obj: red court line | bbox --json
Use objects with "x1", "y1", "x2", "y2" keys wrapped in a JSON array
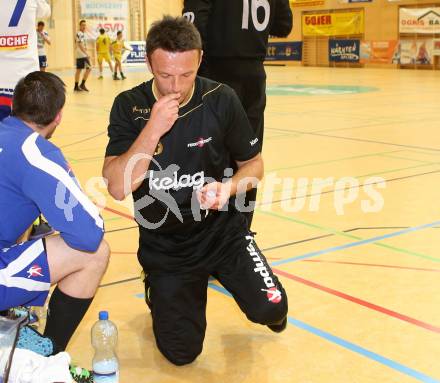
[
  {"x1": 101, "y1": 205, "x2": 440, "y2": 332},
  {"x1": 303, "y1": 259, "x2": 440, "y2": 273},
  {"x1": 100, "y1": 205, "x2": 135, "y2": 221},
  {"x1": 272, "y1": 267, "x2": 440, "y2": 334}
]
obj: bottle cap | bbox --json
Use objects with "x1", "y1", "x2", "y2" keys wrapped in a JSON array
[{"x1": 99, "y1": 311, "x2": 109, "y2": 320}]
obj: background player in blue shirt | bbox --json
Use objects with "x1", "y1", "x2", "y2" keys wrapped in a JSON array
[{"x1": 0, "y1": 71, "x2": 110, "y2": 352}]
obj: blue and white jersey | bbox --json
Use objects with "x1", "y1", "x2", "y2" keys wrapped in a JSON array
[{"x1": 0, "y1": 117, "x2": 104, "y2": 252}]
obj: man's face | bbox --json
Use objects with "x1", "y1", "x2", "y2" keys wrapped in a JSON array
[
  {"x1": 37, "y1": 24, "x2": 44, "y2": 32},
  {"x1": 148, "y1": 48, "x2": 200, "y2": 104},
  {"x1": 80, "y1": 22, "x2": 86, "y2": 32}
]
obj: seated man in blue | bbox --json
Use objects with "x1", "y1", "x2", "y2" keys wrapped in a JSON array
[{"x1": 0, "y1": 71, "x2": 110, "y2": 352}]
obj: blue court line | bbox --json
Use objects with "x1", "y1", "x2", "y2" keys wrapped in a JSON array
[
  {"x1": 208, "y1": 283, "x2": 233, "y2": 297},
  {"x1": 208, "y1": 283, "x2": 440, "y2": 383},
  {"x1": 270, "y1": 220, "x2": 440, "y2": 267}
]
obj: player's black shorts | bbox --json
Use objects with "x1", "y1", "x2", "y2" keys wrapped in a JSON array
[
  {"x1": 139, "y1": 210, "x2": 288, "y2": 365},
  {"x1": 76, "y1": 57, "x2": 91, "y2": 70}
]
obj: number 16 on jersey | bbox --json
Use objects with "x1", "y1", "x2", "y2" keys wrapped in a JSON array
[{"x1": 242, "y1": 0, "x2": 270, "y2": 31}]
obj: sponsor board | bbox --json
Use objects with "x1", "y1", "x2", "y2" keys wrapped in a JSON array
[
  {"x1": 399, "y1": 8, "x2": 440, "y2": 34},
  {"x1": 302, "y1": 11, "x2": 364, "y2": 36},
  {"x1": 266, "y1": 41, "x2": 302, "y2": 61}
]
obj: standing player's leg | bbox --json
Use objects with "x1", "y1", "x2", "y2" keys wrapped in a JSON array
[
  {"x1": 213, "y1": 232, "x2": 288, "y2": 332},
  {"x1": 242, "y1": 65, "x2": 266, "y2": 150},
  {"x1": 79, "y1": 59, "x2": 92, "y2": 92},
  {"x1": 145, "y1": 271, "x2": 209, "y2": 365},
  {"x1": 97, "y1": 55, "x2": 104, "y2": 78},
  {"x1": 113, "y1": 56, "x2": 120, "y2": 80},
  {"x1": 118, "y1": 58, "x2": 126, "y2": 79},
  {"x1": 113, "y1": 58, "x2": 118, "y2": 80},
  {"x1": 74, "y1": 59, "x2": 83, "y2": 91},
  {"x1": 205, "y1": 59, "x2": 265, "y2": 228},
  {"x1": 239, "y1": 66, "x2": 266, "y2": 227},
  {"x1": 115, "y1": 57, "x2": 125, "y2": 79},
  {"x1": 106, "y1": 56, "x2": 114, "y2": 75}
]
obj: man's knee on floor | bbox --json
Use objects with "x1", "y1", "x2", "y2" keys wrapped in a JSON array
[
  {"x1": 246, "y1": 297, "x2": 288, "y2": 325},
  {"x1": 158, "y1": 339, "x2": 203, "y2": 366}
]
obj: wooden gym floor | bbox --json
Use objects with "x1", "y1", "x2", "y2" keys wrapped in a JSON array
[{"x1": 50, "y1": 65, "x2": 440, "y2": 382}]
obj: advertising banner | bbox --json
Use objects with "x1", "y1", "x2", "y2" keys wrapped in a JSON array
[
  {"x1": 290, "y1": 0, "x2": 324, "y2": 7},
  {"x1": 329, "y1": 39, "x2": 360, "y2": 62},
  {"x1": 123, "y1": 41, "x2": 146, "y2": 65},
  {"x1": 302, "y1": 11, "x2": 364, "y2": 36},
  {"x1": 360, "y1": 40, "x2": 399, "y2": 64},
  {"x1": 266, "y1": 41, "x2": 302, "y2": 61},
  {"x1": 433, "y1": 39, "x2": 440, "y2": 55},
  {"x1": 79, "y1": 0, "x2": 129, "y2": 40},
  {"x1": 399, "y1": 8, "x2": 440, "y2": 34},
  {"x1": 400, "y1": 39, "x2": 434, "y2": 65}
]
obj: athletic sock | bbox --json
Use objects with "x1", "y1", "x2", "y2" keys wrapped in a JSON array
[
  {"x1": 43, "y1": 286, "x2": 93, "y2": 351},
  {"x1": 80, "y1": 80, "x2": 86, "y2": 86}
]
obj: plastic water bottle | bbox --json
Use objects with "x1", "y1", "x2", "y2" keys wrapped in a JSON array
[{"x1": 91, "y1": 311, "x2": 119, "y2": 383}]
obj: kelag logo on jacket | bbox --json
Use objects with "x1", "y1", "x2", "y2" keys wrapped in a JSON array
[{"x1": 329, "y1": 39, "x2": 360, "y2": 62}]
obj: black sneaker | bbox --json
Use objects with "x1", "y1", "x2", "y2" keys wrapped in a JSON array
[
  {"x1": 79, "y1": 84, "x2": 89, "y2": 92},
  {"x1": 121, "y1": 73, "x2": 126, "y2": 80},
  {"x1": 113, "y1": 74, "x2": 120, "y2": 80},
  {"x1": 70, "y1": 365, "x2": 94, "y2": 383},
  {"x1": 267, "y1": 317, "x2": 287, "y2": 333},
  {"x1": 29, "y1": 220, "x2": 54, "y2": 240},
  {"x1": 74, "y1": 86, "x2": 82, "y2": 92}
]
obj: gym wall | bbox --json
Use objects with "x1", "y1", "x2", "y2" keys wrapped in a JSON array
[
  {"x1": 276, "y1": 0, "x2": 440, "y2": 68},
  {"x1": 42, "y1": 0, "x2": 183, "y2": 70}
]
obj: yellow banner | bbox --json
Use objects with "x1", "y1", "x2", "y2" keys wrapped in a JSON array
[
  {"x1": 290, "y1": 0, "x2": 324, "y2": 7},
  {"x1": 302, "y1": 11, "x2": 364, "y2": 36}
]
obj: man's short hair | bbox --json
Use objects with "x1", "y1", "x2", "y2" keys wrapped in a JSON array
[
  {"x1": 117, "y1": 31, "x2": 122, "y2": 36},
  {"x1": 11, "y1": 72, "x2": 66, "y2": 127},
  {"x1": 37, "y1": 21, "x2": 45, "y2": 27},
  {"x1": 146, "y1": 16, "x2": 202, "y2": 59},
  {"x1": 99, "y1": 28, "x2": 105, "y2": 34},
  {"x1": 79, "y1": 19, "x2": 86, "y2": 26}
]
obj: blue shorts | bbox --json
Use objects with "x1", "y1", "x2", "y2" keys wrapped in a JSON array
[
  {"x1": 39, "y1": 55, "x2": 48, "y2": 69},
  {"x1": 0, "y1": 239, "x2": 51, "y2": 311}
]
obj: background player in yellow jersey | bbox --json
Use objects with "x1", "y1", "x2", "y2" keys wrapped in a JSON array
[
  {"x1": 111, "y1": 31, "x2": 131, "y2": 80},
  {"x1": 96, "y1": 28, "x2": 114, "y2": 79}
]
